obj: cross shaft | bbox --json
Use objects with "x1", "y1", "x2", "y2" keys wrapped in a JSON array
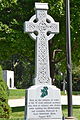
[{"x1": 24, "y1": 3, "x2": 59, "y2": 85}]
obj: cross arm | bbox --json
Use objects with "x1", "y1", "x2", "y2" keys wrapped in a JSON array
[
  {"x1": 48, "y1": 22, "x2": 59, "y2": 34},
  {"x1": 24, "y1": 21, "x2": 36, "y2": 33}
]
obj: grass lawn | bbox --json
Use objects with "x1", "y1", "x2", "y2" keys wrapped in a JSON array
[
  {"x1": 9, "y1": 89, "x2": 25, "y2": 99},
  {"x1": 62, "y1": 106, "x2": 80, "y2": 119},
  {"x1": 9, "y1": 89, "x2": 80, "y2": 99},
  {"x1": 0, "y1": 106, "x2": 80, "y2": 120},
  {"x1": 61, "y1": 91, "x2": 80, "y2": 95},
  {"x1": 7, "y1": 89, "x2": 80, "y2": 120},
  {"x1": 0, "y1": 107, "x2": 24, "y2": 120}
]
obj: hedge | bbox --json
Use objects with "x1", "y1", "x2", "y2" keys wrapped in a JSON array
[{"x1": 0, "y1": 66, "x2": 11, "y2": 118}]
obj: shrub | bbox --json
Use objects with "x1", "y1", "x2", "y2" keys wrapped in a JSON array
[{"x1": 0, "y1": 65, "x2": 11, "y2": 118}]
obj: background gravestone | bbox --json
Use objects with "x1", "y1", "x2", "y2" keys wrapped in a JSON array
[
  {"x1": 24, "y1": 2, "x2": 62, "y2": 120},
  {"x1": 3, "y1": 70, "x2": 15, "y2": 89}
]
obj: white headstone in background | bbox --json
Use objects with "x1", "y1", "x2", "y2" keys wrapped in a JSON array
[
  {"x1": 24, "y1": 2, "x2": 62, "y2": 120},
  {"x1": 3, "y1": 70, "x2": 15, "y2": 89}
]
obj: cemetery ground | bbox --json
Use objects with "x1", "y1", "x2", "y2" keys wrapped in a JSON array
[
  {"x1": 0, "y1": 89, "x2": 79, "y2": 120},
  {"x1": 9, "y1": 89, "x2": 25, "y2": 99},
  {"x1": 0, "y1": 106, "x2": 80, "y2": 120},
  {"x1": 9, "y1": 89, "x2": 80, "y2": 99}
]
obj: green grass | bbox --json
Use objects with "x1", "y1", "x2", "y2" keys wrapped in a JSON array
[
  {"x1": 0, "y1": 106, "x2": 80, "y2": 120},
  {"x1": 72, "y1": 91, "x2": 80, "y2": 95},
  {"x1": 62, "y1": 106, "x2": 80, "y2": 119},
  {"x1": 2, "y1": 89, "x2": 79, "y2": 120},
  {"x1": 9, "y1": 89, "x2": 80, "y2": 99},
  {"x1": 9, "y1": 89, "x2": 25, "y2": 99},
  {"x1": 61, "y1": 91, "x2": 80, "y2": 95},
  {"x1": 11, "y1": 107, "x2": 24, "y2": 119},
  {"x1": 0, "y1": 107, "x2": 24, "y2": 120}
]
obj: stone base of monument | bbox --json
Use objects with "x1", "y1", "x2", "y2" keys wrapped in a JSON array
[
  {"x1": 25, "y1": 85, "x2": 62, "y2": 120},
  {"x1": 9, "y1": 87, "x2": 16, "y2": 89},
  {"x1": 65, "y1": 117, "x2": 77, "y2": 120}
]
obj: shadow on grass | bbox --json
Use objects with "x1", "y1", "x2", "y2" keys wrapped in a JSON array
[
  {"x1": 0, "y1": 106, "x2": 80, "y2": 120},
  {"x1": 12, "y1": 106, "x2": 25, "y2": 112},
  {"x1": 0, "y1": 107, "x2": 25, "y2": 120},
  {"x1": 62, "y1": 105, "x2": 80, "y2": 119}
]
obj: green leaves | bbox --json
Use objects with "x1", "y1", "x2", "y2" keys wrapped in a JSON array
[
  {"x1": 0, "y1": 66, "x2": 11, "y2": 118},
  {"x1": 0, "y1": 0, "x2": 80, "y2": 88}
]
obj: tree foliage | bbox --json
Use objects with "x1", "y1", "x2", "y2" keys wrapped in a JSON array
[
  {"x1": 0, "y1": 65, "x2": 11, "y2": 118},
  {"x1": 0, "y1": 0, "x2": 80, "y2": 88}
]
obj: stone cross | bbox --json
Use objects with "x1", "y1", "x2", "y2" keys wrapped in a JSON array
[
  {"x1": 24, "y1": 3, "x2": 59, "y2": 85},
  {"x1": 62, "y1": 79, "x2": 67, "y2": 91}
]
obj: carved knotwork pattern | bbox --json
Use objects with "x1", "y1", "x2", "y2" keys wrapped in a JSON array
[
  {"x1": 25, "y1": 5, "x2": 59, "y2": 84},
  {"x1": 37, "y1": 33, "x2": 50, "y2": 83},
  {"x1": 27, "y1": 22, "x2": 35, "y2": 32},
  {"x1": 38, "y1": 10, "x2": 46, "y2": 19},
  {"x1": 50, "y1": 24, "x2": 58, "y2": 32},
  {"x1": 38, "y1": 21, "x2": 47, "y2": 31}
]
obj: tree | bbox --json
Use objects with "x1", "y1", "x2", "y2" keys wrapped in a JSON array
[
  {"x1": 0, "y1": 65, "x2": 11, "y2": 118},
  {"x1": 0, "y1": 0, "x2": 36, "y2": 88},
  {"x1": 0, "y1": 0, "x2": 80, "y2": 88},
  {"x1": 40, "y1": 0, "x2": 80, "y2": 83}
]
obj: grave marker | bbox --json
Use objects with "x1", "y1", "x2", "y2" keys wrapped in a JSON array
[
  {"x1": 3, "y1": 70, "x2": 15, "y2": 89},
  {"x1": 24, "y1": 3, "x2": 59, "y2": 85},
  {"x1": 24, "y1": 3, "x2": 62, "y2": 120}
]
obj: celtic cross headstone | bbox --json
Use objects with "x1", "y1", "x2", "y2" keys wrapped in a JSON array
[
  {"x1": 24, "y1": 3, "x2": 62, "y2": 120},
  {"x1": 24, "y1": 3, "x2": 59, "y2": 85}
]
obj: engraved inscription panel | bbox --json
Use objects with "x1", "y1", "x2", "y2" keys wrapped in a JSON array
[
  {"x1": 27, "y1": 98, "x2": 61, "y2": 119},
  {"x1": 27, "y1": 86, "x2": 62, "y2": 120}
]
